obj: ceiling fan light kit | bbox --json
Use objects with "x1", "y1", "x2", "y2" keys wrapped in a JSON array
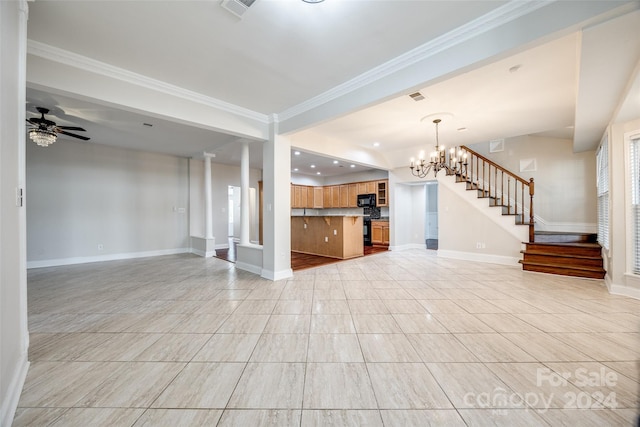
[
  {"x1": 29, "y1": 128, "x2": 57, "y2": 147},
  {"x1": 26, "y1": 106, "x2": 90, "y2": 147}
]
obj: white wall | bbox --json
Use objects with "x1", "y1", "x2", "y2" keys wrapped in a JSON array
[
  {"x1": 189, "y1": 159, "x2": 261, "y2": 246},
  {"x1": 469, "y1": 135, "x2": 597, "y2": 231},
  {"x1": 438, "y1": 181, "x2": 523, "y2": 263},
  {"x1": 1, "y1": 1, "x2": 29, "y2": 425},
  {"x1": 26, "y1": 140, "x2": 190, "y2": 266},
  {"x1": 607, "y1": 117, "x2": 640, "y2": 298}
]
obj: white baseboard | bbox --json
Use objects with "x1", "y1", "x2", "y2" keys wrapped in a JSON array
[
  {"x1": 437, "y1": 249, "x2": 521, "y2": 266},
  {"x1": 1, "y1": 354, "x2": 29, "y2": 427},
  {"x1": 190, "y1": 248, "x2": 217, "y2": 257},
  {"x1": 27, "y1": 248, "x2": 191, "y2": 269},
  {"x1": 236, "y1": 261, "x2": 262, "y2": 276},
  {"x1": 389, "y1": 243, "x2": 428, "y2": 251},
  {"x1": 606, "y1": 274, "x2": 640, "y2": 300},
  {"x1": 262, "y1": 268, "x2": 294, "y2": 281}
]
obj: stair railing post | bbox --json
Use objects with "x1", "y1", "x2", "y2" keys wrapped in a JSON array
[{"x1": 529, "y1": 178, "x2": 535, "y2": 242}]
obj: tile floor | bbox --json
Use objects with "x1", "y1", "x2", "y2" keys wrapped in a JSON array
[{"x1": 13, "y1": 250, "x2": 640, "y2": 426}]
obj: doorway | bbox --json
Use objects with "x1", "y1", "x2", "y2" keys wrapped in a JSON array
[{"x1": 425, "y1": 182, "x2": 438, "y2": 249}]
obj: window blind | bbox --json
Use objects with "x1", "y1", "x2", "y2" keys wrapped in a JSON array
[
  {"x1": 630, "y1": 138, "x2": 640, "y2": 274},
  {"x1": 596, "y1": 139, "x2": 609, "y2": 250}
]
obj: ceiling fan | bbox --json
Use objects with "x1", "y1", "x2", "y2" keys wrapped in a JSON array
[{"x1": 26, "y1": 107, "x2": 90, "y2": 147}]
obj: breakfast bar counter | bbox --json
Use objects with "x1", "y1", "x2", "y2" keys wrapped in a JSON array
[{"x1": 291, "y1": 215, "x2": 364, "y2": 259}]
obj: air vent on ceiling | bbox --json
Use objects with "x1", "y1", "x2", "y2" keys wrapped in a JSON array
[
  {"x1": 221, "y1": 0, "x2": 257, "y2": 18},
  {"x1": 409, "y1": 92, "x2": 425, "y2": 101}
]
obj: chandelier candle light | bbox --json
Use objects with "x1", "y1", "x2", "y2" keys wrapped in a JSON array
[{"x1": 410, "y1": 119, "x2": 467, "y2": 178}]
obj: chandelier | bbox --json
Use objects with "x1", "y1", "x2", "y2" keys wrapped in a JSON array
[
  {"x1": 410, "y1": 119, "x2": 467, "y2": 178},
  {"x1": 29, "y1": 129, "x2": 57, "y2": 147}
]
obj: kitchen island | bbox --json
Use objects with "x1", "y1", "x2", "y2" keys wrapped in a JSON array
[{"x1": 291, "y1": 215, "x2": 364, "y2": 259}]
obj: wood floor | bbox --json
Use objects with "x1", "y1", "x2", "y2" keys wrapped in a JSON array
[{"x1": 215, "y1": 240, "x2": 389, "y2": 271}]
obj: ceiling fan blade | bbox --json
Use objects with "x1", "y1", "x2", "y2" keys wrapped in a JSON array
[
  {"x1": 57, "y1": 130, "x2": 90, "y2": 141},
  {"x1": 56, "y1": 126, "x2": 86, "y2": 131}
]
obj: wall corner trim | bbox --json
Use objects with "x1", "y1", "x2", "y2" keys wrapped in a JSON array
[{"x1": 1, "y1": 355, "x2": 29, "y2": 427}]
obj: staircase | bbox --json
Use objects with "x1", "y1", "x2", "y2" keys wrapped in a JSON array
[
  {"x1": 454, "y1": 146, "x2": 605, "y2": 279},
  {"x1": 519, "y1": 232, "x2": 606, "y2": 279}
]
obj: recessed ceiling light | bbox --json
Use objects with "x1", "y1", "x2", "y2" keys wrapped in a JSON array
[
  {"x1": 310, "y1": 164, "x2": 316, "y2": 168},
  {"x1": 350, "y1": 164, "x2": 356, "y2": 168},
  {"x1": 333, "y1": 160, "x2": 339, "y2": 164},
  {"x1": 316, "y1": 172, "x2": 321, "y2": 175},
  {"x1": 294, "y1": 151, "x2": 300, "y2": 156},
  {"x1": 293, "y1": 168, "x2": 299, "y2": 172},
  {"x1": 373, "y1": 142, "x2": 380, "y2": 147}
]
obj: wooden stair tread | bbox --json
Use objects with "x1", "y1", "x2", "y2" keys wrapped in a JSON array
[
  {"x1": 518, "y1": 259, "x2": 605, "y2": 273},
  {"x1": 523, "y1": 241, "x2": 601, "y2": 248},
  {"x1": 520, "y1": 250, "x2": 602, "y2": 260}
]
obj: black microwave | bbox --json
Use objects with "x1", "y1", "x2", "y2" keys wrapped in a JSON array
[{"x1": 357, "y1": 193, "x2": 376, "y2": 207}]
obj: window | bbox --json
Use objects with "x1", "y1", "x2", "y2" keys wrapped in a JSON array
[
  {"x1": 630, "y1": 137, "x2": 640, "y2": 274},
  {"x1": 596, "y1": 138, "x2": 609, "y2": 250}
]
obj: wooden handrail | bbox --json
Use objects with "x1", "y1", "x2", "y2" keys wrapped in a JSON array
[
  {"x1": 459, "y1": 145, "x2": 535, "y2": 242},
  {"x1": 460, "y1": 145, "x2": 530, "y2": 186}
]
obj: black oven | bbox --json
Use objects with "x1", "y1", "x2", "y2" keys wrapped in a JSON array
[
  {"x1": 357, "y1": 193, "x2": 376, "y2": 207},
  {"x1": 363, "y1": 217, "x2": 372, "y2": 246}
]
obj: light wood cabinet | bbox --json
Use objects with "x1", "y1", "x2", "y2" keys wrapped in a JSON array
[
  {"x1": 371, "y1": 220, "x2": 390, "y2": 246},
  {"x1": 376, "y1": 180, "x2": 388, "y2": 207},
  {"x1": 307, "y1": 186, "x2": 314, "y2": 208},
  {"x1": 348, "y1": 184, "x2": 358, "y2": 207},
  {"x1": 292, "y1": 185, "x2": 302, "y2": 208},
  {"x1": 293, "y1": 179, "x2": 389, "y2": 209},
  {"x1": 331, "y1": 185, "x2": 340, "y2": 207},
  {"x1": 313, "y1": 187, "x2": 323, "y2": 208},
  {"x1": 323, "y1": 186, "x2": 332, "y2": 208},
  {"x1": 339, "y1": 185, "x2": 349, "y2": 207},
  {"x1": 366, "y1": 181, "x2": 376, "y2": 194},
  {"x1": 357, "y1": 182, "x2": 368, "y2": 195},
  {"x1": 300, "y1": 185, "x2": 308, "y2": 208}
]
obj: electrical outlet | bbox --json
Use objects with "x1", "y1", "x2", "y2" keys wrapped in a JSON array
[
  {"x1": 304, "y1": 223, "x2": 307, "y2": 229},
  {"x1": 333, "y1": 229, "x2": 337, "y2": 235},
  {"x1": 324, "y1": 236, "x2": 328, "y2": 242}
]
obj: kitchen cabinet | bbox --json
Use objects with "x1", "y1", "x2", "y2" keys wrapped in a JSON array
[
  {"x1": 371, "y1": 220, "x2": 390, "y2": 245},
  {"x1": 313, "y1": 187, "x2": 323, "y2": 208},
  {"x1": 331, "y1": 185, "x2": 340, "y2": 207},
  {"x1": 366, "y1": 181, "x2": 376, "y2": 194},
  {"x1": 376, "y1": 180, "x2": 388, "y2": 207},
  {"x1": 293, "y1": 179, "x2": 389, "y2": 209},
  {"x1": 357, "y1": 182, "x2": 368, "y2": 195},
  {"x1": 323, "y1": 186, "x2": 332, "y2": 208},
  {"x1": 340, "y1": 185, "x2": 349, "y2": 207},
  {"x1": 348, "y1": 184, "x2": 358, "y2": 207}
]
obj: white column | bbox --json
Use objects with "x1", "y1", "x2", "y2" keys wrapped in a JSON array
[
  {"x1": 261, "y1": 118, "x2": 293, "y2": 280},
  {"x1": 1, "y1": 1, "x2": 31, "y2": 426},
  {"x1": 203, "y1": 153, "x2": 214, "y2": 240},
  {"x1": 240, "y1": 141, "x2": 250, "y2": 245}
]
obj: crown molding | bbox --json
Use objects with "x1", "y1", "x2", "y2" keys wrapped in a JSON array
[
  {"x1": 27, "y1": 40, "x2": 269, "y2": 124},
  {"x1": 277, "y1": 0, "x2": 552, "y2": 122}
]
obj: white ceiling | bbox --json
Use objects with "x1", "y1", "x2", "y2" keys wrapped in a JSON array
[{"x1": 24, "y1": 0, "x2": 640, "y2": 177}]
